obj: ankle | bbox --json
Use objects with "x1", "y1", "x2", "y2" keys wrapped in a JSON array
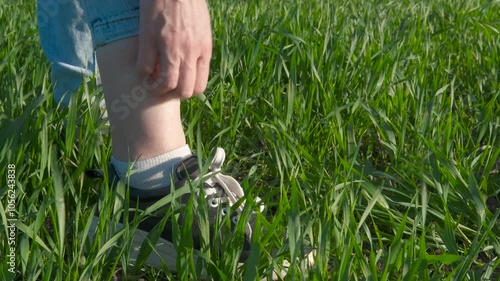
[{"x1": 111, "y1": 144, "x2": 191, "y2": 189}]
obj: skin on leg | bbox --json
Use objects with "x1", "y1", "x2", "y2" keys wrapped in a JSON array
[{"x1": 96, "y1": 36, "x2": 186, "y2": 161}]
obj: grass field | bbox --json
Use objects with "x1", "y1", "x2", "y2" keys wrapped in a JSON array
[{"x1": 1, "y1": 0, "x2": 500, "y2": 280}]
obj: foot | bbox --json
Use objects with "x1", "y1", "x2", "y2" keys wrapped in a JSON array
[{"x1": 87, "y1": 148, "x2": 263, "y2": 271}]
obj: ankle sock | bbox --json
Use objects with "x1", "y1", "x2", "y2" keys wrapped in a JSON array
[{"x1": 110, "y1": 144, "x2": 191, "y2": 190}]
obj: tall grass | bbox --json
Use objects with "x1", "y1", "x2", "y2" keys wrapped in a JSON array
[{"x1": 1, "y1": 0, "x2": 499, "y2": 280}]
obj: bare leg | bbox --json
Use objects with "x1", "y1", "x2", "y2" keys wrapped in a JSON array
[{"x1": 96, "y1": 36, "x2": 186, "y2": 161}]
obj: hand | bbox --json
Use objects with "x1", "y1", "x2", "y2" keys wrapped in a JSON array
[{"x1": 137, "y1": 0, "x2": 212, "y2": 99}]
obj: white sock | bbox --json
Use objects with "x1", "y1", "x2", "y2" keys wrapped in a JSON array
[{"x1": 111, "y1": 145, "x2": 191, "y2": 190}]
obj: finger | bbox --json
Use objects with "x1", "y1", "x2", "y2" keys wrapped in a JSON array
[
  {"x1": 159, "y1": 51, "x2": 179, "y2": 92},
  {"x1": 136, "y1": 37, "x2": 157, "y2": 76},
  {"x1": 194, "y1": 53, "x2": 211, "y2": 94},
  {"x1": 176, "y1": 57, "x2": 197, "y2": 100}
]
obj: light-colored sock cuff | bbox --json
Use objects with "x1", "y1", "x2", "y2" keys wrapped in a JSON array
[
  {"x1": 111, "y1": 144, "x2": 191, "y2": 189},
  {"x1": 132, "y1": 144, "x2": 191, "y2": 169}
]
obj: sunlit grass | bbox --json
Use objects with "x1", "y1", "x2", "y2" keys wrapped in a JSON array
[{"x1": 1, "y1": 0, "x2": 499, "y2": 280}]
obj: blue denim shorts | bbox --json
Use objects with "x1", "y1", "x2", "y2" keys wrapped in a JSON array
[{"x1": 37, "y1": 0, "x2": 140, "y2": 106}]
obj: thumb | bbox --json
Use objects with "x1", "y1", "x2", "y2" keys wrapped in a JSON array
[{"x1": 136, "y1": 37, "x2": 157, "y2": 76}]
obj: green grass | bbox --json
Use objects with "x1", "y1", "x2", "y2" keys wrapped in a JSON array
[{"x1": 1, "y1": 0, "x2": 500, "y2": 280}]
